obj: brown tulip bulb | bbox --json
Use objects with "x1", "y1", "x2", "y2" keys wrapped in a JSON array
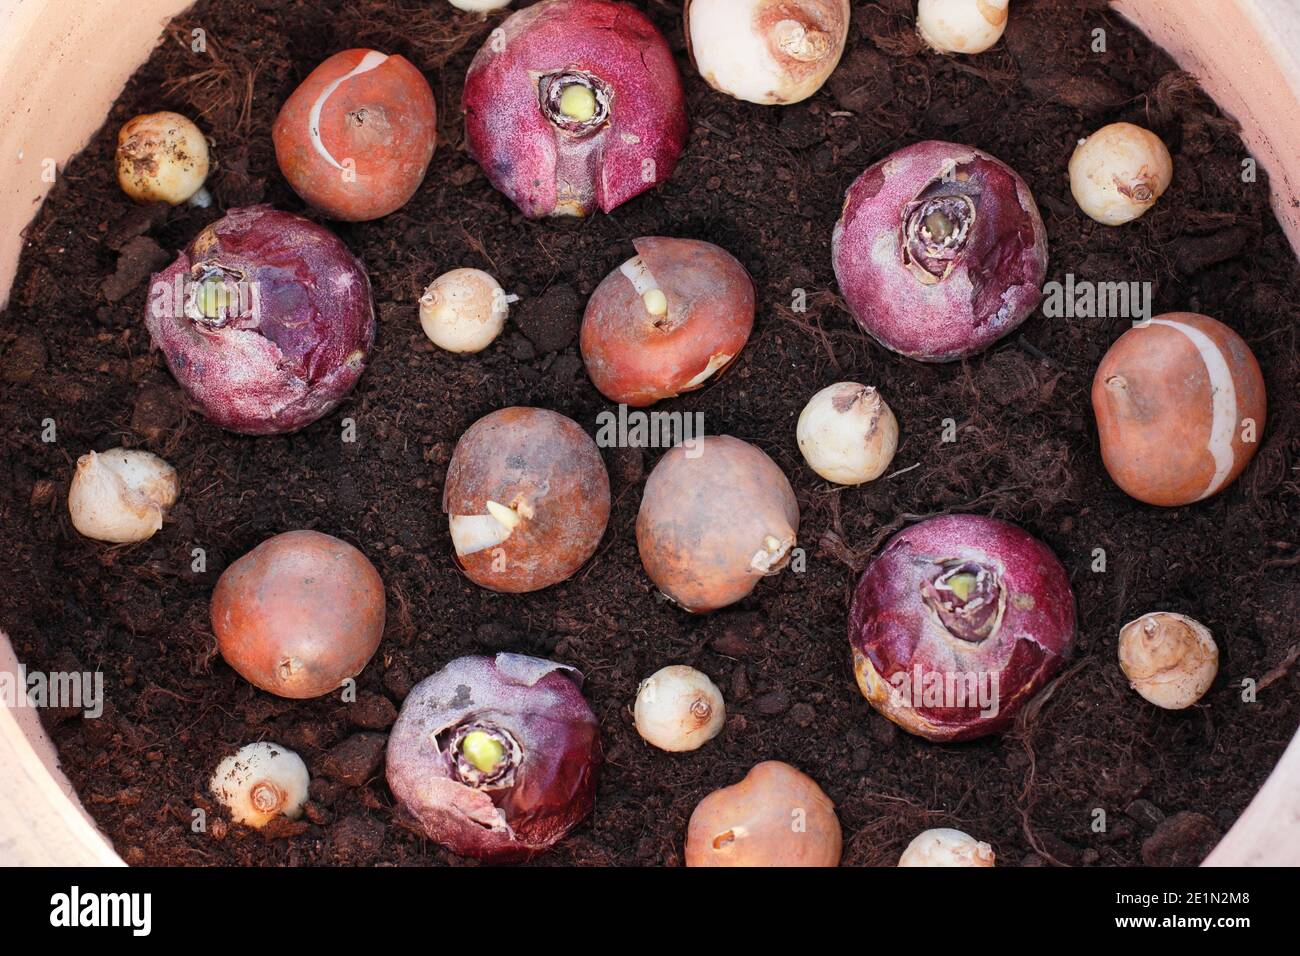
[
  {"x1": 637, "y1": 435, "x2": 799, "y2": 613},
  {"x1": 1093, "y1": 313, "x2": 1266, "y2": 506},
  {"x1": 212, "y1": 530, "x2": 386, "y2": 698},
  {"x1": 444, "y1": 407, "x2": 611, "y2": 592},
  {"x1": 686, "y1": 761, "x2": 841, "y2": 867}
]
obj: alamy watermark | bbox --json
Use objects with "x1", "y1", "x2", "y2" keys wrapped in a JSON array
[
  {"x1": 887, "y1": 666, "x2": 1000, "y2": 720},
  {"x1": 595, "y1": 404, "x2": 705, "y2": 458},
  {"x1": 1042, "y1": 273, "x2": 1152, "y2": 322},
  {"x1": 1, "y1": 666, "x2": 103, "y2": 718}
]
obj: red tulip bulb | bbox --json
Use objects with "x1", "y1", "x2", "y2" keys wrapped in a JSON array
[
  {"x1": 273, "y1": 49, "x2": 437, "y2": 221},
  {"x1": 581, "y1": 237, "x2": 755, "y2": 406}
]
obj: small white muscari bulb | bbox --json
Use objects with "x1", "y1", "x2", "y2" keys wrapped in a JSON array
[
  {"x1": 116, "y1": 111, "x2": 211, "y2": 205},
  {"x1": 210, "y1": 742, "x2": 310, "y2": 828},
  {"x1": 449, "y1": 0, "x2": 512, "y2": 11},
  {"x1": 634, "y1": 665, "x2": 725, "y2": 752},
  {"x1": 898, "y1": 828, "x2": 995, "y2": 867},
  {"x1": 68, "y1": 448, "x2": 179, "y2": 544},
  {"x1": 1119, "y1": 612, "x2": 1218, "y2": 709},
  {"x1": 796, "y1": 382, "x2": 899, "y2": 485},
  {"x1": 419, "y1": 268, "x2": 516, "y2": 353},
  {"x1": 685, "y1": 0, "x2": 850, "y2": 105},
  {"x1": 917, "y1": 0, "x2": 1010, "y2": 55},
  {"x1": 1069, "y1": 122, "x2": 1173, "y2": 225}
]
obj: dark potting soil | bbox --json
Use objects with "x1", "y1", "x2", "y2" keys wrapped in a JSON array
[{"x1": 1, "y1": 0, "x2": 1298, "y2": 867}]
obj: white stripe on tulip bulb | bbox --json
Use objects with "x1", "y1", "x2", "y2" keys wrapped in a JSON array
[
  {"x1": 419, "y1": 268, "x2": 517, "y2": 353},
  {"x1": 797, "y1": 383, "x2": 898, "y2": 485},
  {"x1": 634, "y1": 665, "x2": 725, "y2": 752},
  {"x1": 917, "y1": 0, "x2": 1010, "y2": 55},
  {"x1": 898, "y1": 828, "x2": 995, "y2": 867},
  {"x1": 449, "y1": 0, "x2": 512, "y2": 11},
  {"x1": 1119, "y1": 612, "x2": 1218, "y2": 710},
  {"x1": 1069, "y1": 123, "x2": 1173, "y2": 225},
  {"x1": 685, "y1": 0, "x2": 850, "y2": 105},
  {"x1": 68, "y1": 448, "x2": 179, "y2": 544},
  {"x1": 116, "y1": 111, "x2": 211, "y2": 206},
  {"x1": 210, "y1": 742, "x2": 309, "y2": 828}
]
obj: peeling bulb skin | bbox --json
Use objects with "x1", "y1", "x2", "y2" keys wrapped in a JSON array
[
  {"x1": 463, "y1": 0, "x2": 688, "y2": 218},
  {"x1": 1092, "y1": 312, "x2": 1266, "y2": 507},
  {"x1": 684, "y1": 0, "x2": 850, "y2": 105},
  {"x1": 898, "y1": 828, "x2": 995, "y2": 867},
  {"x1": 116, "y1": 111, "x2": 210, "y2": 205},
  {"x1": 685, "y1": 762, "x2": 841, "y2": 866},
  {"x1": 386, "y1": 654, "x2": 601, "y2": 862},
  {"x1": 917, "y1": 0, "x2": 1010, "y2": 56},
  {"x1": 443, "y1": 407, "x2": 611, "y2": 593},
  {"x1": 796, "y1": 382, "x2": 898, "y2": 484},
  {"x1": 212, "y1": 530, "x2": 386, "y2": 699},
  {"x1": 832, "y1": 140, "x2": 1048, "y2": 362},
  {"x1": 419, "y1": 268, "x2": 513, "y2": 353},
  {"x1": 144, "y1": 206, "x2": 376, "y2": 435},
  {"x1": 634, "y1": 665, "x2": 725, "y2": 752},
  {"x1": 581, "y1": 238, "x2": 755, "y2": 406},
  {"x1": 68, "y1": 449, "x2": 179, "y2": 544},
  {"x1": 210, "y1": 742, "x2": 309, "y2": 829},
  {"x1": 273, "y1": 49, "x2": 437, "y2": 222},
  {"x1": 1119, "y1": 612, "x2": 1218, "y2": 710},
  {"x1": 848, "y1": 514, "x2": 1076, "y2": 741},
  {"x1": 1069, "y1": 123, "x2": 1173, "y2": 226},
  {"x1": 637, "y1": 436, "x2": 799, "y2": 613}
]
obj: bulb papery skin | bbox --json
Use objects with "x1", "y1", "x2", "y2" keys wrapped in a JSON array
[
  {"x1": 212, "y1": 530, "x2": 386, "y2": 699},
  {"x1": 444, "y1": 407, "x2": 611, "y2": 593},
  {"x1": 116, "y1": 111, "x2": 210, "y2": 205},
  {"x1": 1119, "y1": 612, "x2": 1218, "y2": 710},
  {"x1": 796, "y1": 382, "x2": 898, "y2": 484},
  {"x1": 1069, "y1": 123, "x2": 1173, "y2": 226},
  {"x1": 450, "y1": 0, "x2": 512, "y2": 10},
  {"x1": 848, "y1": 514, "x2": 1076, "y2": 742},
  {"x1": 581, "y1": 237, "x2": 755, "y2": 406},
  {"x1": 917, "y1": 0, "x2": 1010, "y2": 55},
  {"x1": 684, "y1": 0, "x2": 850, "y2": 105},
  {"x1": 686, "y1": 761, "x2": 842, "y2": 866},
  {"x1": 634, "y1": 665, "x2": 725, "y2": 752},
  {"x1": 144, "y1": 206, "x2": 375, "y2": 435},
  {"x1": 210, "y1": 742, "x2": 310, "y2": 828},
  {"x1": 386, "y1": 654, "x2": 601, "y2": 862},
  {"x1": 68, "y1": 449, "x2": 179, "y2": 544},
  {"x1": 1092, "y1": 312, "x2": 1266, "y2": 507},
  {"x1": 637, "y1": 436, "x2": 799, "y2": 614},
  {"x1": 419, "y1": 268, "x2": 512, "y2": 353},
  {"x1": 898, "y1": 827, "x2": 995, "y2": 867},
  {"x1": 832, "y1": 140, "x2": 1048, "y2": 362},
  {"x1": 273, "y1": 49, "x2": 437, "y2": 222},
  {"x1": 463, "y1": 0, "x2": 687, "y2": 218}
]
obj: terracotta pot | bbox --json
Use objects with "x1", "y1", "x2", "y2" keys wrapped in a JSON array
[{"x1": 1, "y1": 0, "x2": 1298, "y2": 866}]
